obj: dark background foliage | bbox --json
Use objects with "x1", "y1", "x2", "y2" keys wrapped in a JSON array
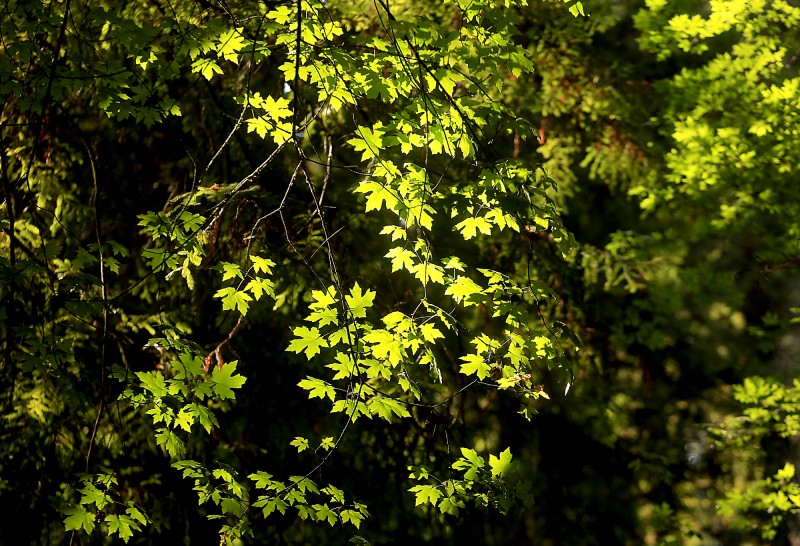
[{"x1": 2, "y1": 0, "x2": 800, "y2": 544}]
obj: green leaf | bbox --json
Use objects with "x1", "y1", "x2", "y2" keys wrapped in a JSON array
[
  {"x1": 146, "y1": 403, "x2": 174, "y2": 426},
  {"x1": 489, "y1": 447, "x2": 513, "y2": 477},
  {"x1": 323, "y1": 484, "x2": 345, "y2": 504},
  {"x1": 363, "y1": 358, "x2": 391, "y2": 380},
  {"x1": 455, "y1": 216, "x2": 493, "y2": 239},
  {"x1": 331, "y1": 399, "x2": 370, "y2": 420},
  {"x1": 458, "y1": 133, "x2": 473, "y2": 158},
  {"x1": 246, "y1": 277, "x2": 274, "y2": 300},
  {"x1": 125, "y1": 504, "x2": 147, "y2": 526},
  {"x1": 246, "y1": 117, "x2": 272, "y2": 139},
  {"x1": 438, "y1": 495, "x2": 460, "y2": 515},
  {"x1": 562, "y1": 0, "x2": 586, "y2": 16},
  {"x1": 175, "y1": 406, "x2": 195, "y2": 432},
  {"x1": 221, "y1": 497, "x2": 244, "y2": 516},
  {"x1": 307, "y1": 286, "x2": 339, "y2": 326},
  {"x1": 380, "y1": 225, "x2": 406, "y2": 241},
  {"x1": 287, "y1": 326, "x2": 328, "y2": 358},
  {"x1": 249, "y1": 471, "x2": 274, "y2": 489},
  {"x1": 289, "y1": 475, "x2": 320, "y2": 494},
  {"x1": 356, "y1": 181, "x2": 399, "y2": 212},
  {"x1": 453, "y1": 448, "x2": 484, "y2": 480},
  {"x1": 79, "y1": 482, "x2": 110, "y2": 509},
  {"x1": 254, "y1": 497, "x2": 288, "y2": 517},
  {"x1": 173, "y1": 352, "x2": 204, "y2": 379},
  {"x1": 313, "y1": 503, "x2": 338, "y2": 525},
  {"x1": 340, "y1": 509, "x2": 364, "y2": 528},
  {"x1": 419, "y1": 323, "x2": 444, "y2": 343},
  {"x1": 345, "y1": 282, "x2": 375, "y2": 319},
  {"x1": 136, "y1": 371, "x2": 168, "y2": 398},
  {"x1": 211, "y1": 361, "x2": 247, "y2": 399},
  {"x1": 63, "y1": 506, "x2": 95, "y2": 534},
  {"x1": 326, "y1": 352, "x2": 356, "y2": 380},
  {"x1": 460, "y1": 448, "x2": 484, "y2": 467},
  {"x1": 368, "y1": 395, "x2": 410, "y2": 422},
  {"x1": 214, "y1": 287, "x2": 253, "y2": 315},
  {"x1": 363, "y1": 329, "x2": 405, "y2": 366},
  {"x1": 220, "y1": 262, "x2": 243, "y2": 281},
  {"x1": 445, "y1": 276, "x2": 485, "y2": 305},
  {"x1": 409, "y1": 484, "x2": 443, "y2": 506},
  {"x1": 460, "y1": 354, "x2": 491, "y2": 380},
  {"x1": 250, "y1": 255, "x2": 275, "y2": 274},
  {"x1": 290, "y1": 436, "x2": 310, "y2": 452},
  {"x1": 186, "y1": 404, "x2": 218, "y2": 433},
  {"x1": 106, "y1": 514, "x2": 140, "y2": 543},
  {"x1": 385, "y1": 247, "x2": 416, "y2": 272},
  {"x1": 298, "y1": 376, "x2": 336, "y2": 402},
  {"x1": 348, "y1": 123, "x2": 385, "y2": 161},
  {"x1": 308, "y1": 307, "x2": 339, "y2": 328},
  {"x1": 217, "y1": 27, "x2": 246, "y2": 63},
  {"x1": 156, "y1": 429, "x2": 185, "y2": 459},
  {"x1": 309, "y1": 286, "x2": 337, "y2": 309},
  {"x1": 410, "y1": 262, "x2": 446, "y2": 285},
  {"x1": 192, "y1": 58, "x2": 223, "y2": 80},
  {"x1": 777, "y1": 463, "x2": 796, "y2": 481},
  {"x1": 212, "y1": 466, "x2": 232, "y2": 483}
]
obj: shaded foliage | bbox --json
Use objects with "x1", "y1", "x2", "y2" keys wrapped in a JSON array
[{"x1": 2, "y1": 0, "x2": 800, "y2": 545}]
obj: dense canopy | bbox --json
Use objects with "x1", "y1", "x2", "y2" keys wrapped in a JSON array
[{"x1": 2, "y1": 0, "x2": 800, "y2": 544}]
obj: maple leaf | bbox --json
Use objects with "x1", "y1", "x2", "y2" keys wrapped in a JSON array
[
  {"x1": 380, "y1": 225, "x2": 406, "y2": 241},
  {"x1": 443, "y1": 255, "x2": 466, "y2": 271},
  {"x1": 175, "y1": 407, "x2": 195, "y2": 432},
  {"x1": 307, "y1": 306, "x2": 338, "y2": 327},
  {"x1": 385, "y1": 247, "x2": 416, "y2": 272},
  {"x1": 314, "y1": 503, "x2": 338, "y2": 525},
  {"x1": 460, "y1": 353, "x2": 491, "y2": 380},
  {"x1": 63, "y1": 506, "x2": 95, "y2": 534},
  {"x1": 326, "y1": 352, "x2": 356, "y2": 380},
  {"x1": 106, "y1": 514, "x2": 140, "y2": 543},
  {"x1": 363, "y1": 328, "x2": 405, "y2": 365},
  {"x1": 290, "y1": 436, "x2": 310, "y2": 452},
  {"x1": 298, "y1": 376, "x2": 336, "y2": 402},
  {"x1": 456, "y1": 216, "x2": 493, "y2": 239},
  {"x1": 489, "y1": 447, "x2": 513, "y2": 477},
  {"x1": 409, "y1": 484, "x2": 443, "y2": 506},
  {"x1": 345, "y1": 282, "x2": 375, "y2": 318},
  {"x1": 246, "y1": 116, "x2": 271, "y2": 138},
  {"x1": 217, "y1": 27, "x2": 246, "y2": 63},
  {"x1": 445, "y1": 276, "x2": 485, "y2": 305},
  {"x1": 287, "y1": 326, "x2": 328, "y2": 358},
  {"x1": 340, "y1": 509, "x2": 365, "y2": 528},
  {"x1": 156, "y1": 429, "x2": 185, "y2": 459},
  {"x1": 410, "y1": 262, "x2": 445, "y2": 285},
  {"x1": 331, "y1": 399, "x2": 370, "y2": 420},
  {"x1": 309, "y1": 286, "x2": 337, "y2": 309},
  {"x1": 250, "y1": 254, "x2": 275, "y2": 274},
  {"x1": 368, "y1": 395, "x2": 410, "y2": 422},
  {"x1": 348, "y1": 123, "x2": 385, "y2": 161},
  {"x1": 259, "y1": 95, "x2": 292, "y2": 120},
  {"x1": 187, "y1": 403, "x2": 218, "y2": 433},
  {"x1": 191, "y1": 58, "x2": 222, "y2": 80},
  {"x1": 356, "y1": 181, "x2": 399, "y2": 212},
  {"x1": 211, "y1": 361, "x2": 247, "y2": 399},
  {"x1": 419, "y1": 323, "x2": 444, "y2": 343},
  {"x1": 214, "y1": 287, "x2": 253, "y2": 315},
  {"x1": 249, "y1": 471, "x2": 274, "y2": 489},
  {"x1": 136, "y1": 371, "x2": 168, "y2": 398},
  {"x1": 220, "y1": 262, "x2": 242, "y2": 281},
  {"x1": 246, "y1": 277, "x2": 274, "y2": 300}
]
